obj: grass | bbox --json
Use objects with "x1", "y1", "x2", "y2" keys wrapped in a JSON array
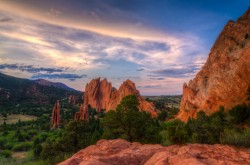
[
  {"x1": 12, "y1": 152, "x2": 27, "y2": 159},
  {"x1": 0, "y1": 114, "x2": 37, "y2": 124}
]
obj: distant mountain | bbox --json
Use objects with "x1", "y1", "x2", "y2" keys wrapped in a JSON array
[
  {"x1": 0, "y1": 72, "x2": 82, "y2": 108},
  {"x1": 34, "y1": 79, "x2": 77, "y2": 91}
]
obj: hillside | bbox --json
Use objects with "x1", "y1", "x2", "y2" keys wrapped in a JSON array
[{"x1": 0, "y1": 73, "x2": 82, "y2": 116}]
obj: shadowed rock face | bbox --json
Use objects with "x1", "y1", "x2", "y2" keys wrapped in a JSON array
[
  {"x1": 58, "y1": 139, "x2": 250, "y2": 165},
  {"x1": 51, "y1": 100, "x2": 60, "y2": 128},
  {"x1": 80, "y1": 78, "x2": 157, "y2": 117},
  {"x1": 178, "y1": 8, "x2": 250, "y2": 122}
]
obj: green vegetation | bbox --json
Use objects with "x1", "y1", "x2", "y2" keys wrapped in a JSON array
[
  {"x1": 160, "y1": 104, "x2": 250, "y2": 147},
  {"x1": 145, "y1": 95, "x2": 180, "y2": 120},
  {"x1": 1, "y1": 90, "x2": 250, "y2": 165},
  {"x1": 101, "y1": 95, "x2": 160, "y2": 143},
  {"x1": 0, "y1": 72, "x2": 82, "y2": 118}
]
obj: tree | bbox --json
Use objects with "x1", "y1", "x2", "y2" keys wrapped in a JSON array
[
  {"x1": 163, "y1": 119, "x2": 188, "y2": 144},
  {"x1": 102, "y1": 95, "x2": 160, "y2": 143}
]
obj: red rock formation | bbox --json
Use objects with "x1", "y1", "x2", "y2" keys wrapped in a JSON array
[
  {"x1": 74, "y1": 105, "x2": 89, "y2": 121},
  {"x1": 51, "y1": 100, "x2": 60, "y2": 128},
  {"x1": 59, "y1": 139, "x2": 250, "y2": 165},
  {"x1": 74, "y1": 112, "x2": 80, "y2": 121},
  {"x1": 178, "y1": 8, "x2": 250, "y2": 122},
  {"x1": 68, "y1": 95, "x2": 76, "y2": 105},
  {"x1": 76, "y1": 78, "x2": 157, "y2": 118},
  {"x1": 83, "y1": 78, "x2": 113, "y2": 112}
]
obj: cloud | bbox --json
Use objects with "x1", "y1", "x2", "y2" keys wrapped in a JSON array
[
  {"x1": 0, "y1": 2, "x2": 208, "y2": 94},
  {"x1": 150, "y1": 63, "x2": 203, "y2": 78},
  {"x1": 149, "y1": 77, "x2": 165, "y2": 80},
  {"x1": 138, "y1": 85, "x2": 161, "y2": 89},
  {"x1": 0, "y1": 18, "x2": 11, "y2": 22},
  {"x1": 31, "y1": 73, "x2": 87, "y2": 81},
  {"x1": 0, "y1": 63, "x2": 68, "y2": 73}
]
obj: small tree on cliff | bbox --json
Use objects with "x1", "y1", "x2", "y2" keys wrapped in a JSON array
[{"x1": 101, "y1": 95, "x2": 160, "y2": 143}]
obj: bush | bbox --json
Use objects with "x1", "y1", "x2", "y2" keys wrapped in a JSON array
[
  {"x1": 4, "y1": 142, "x2": 14, "y2": 150},
  {"x1": 0, "y1": 150, "x2": 12, "y2": 158},
  {"x1": 163, "y1": 119, "x2": 188, "y2": 144},
  {"x1": 12, "y1": 142, "x2": 32, "y2": 151},
  {"x1": 228, "y1": 104, "x2": 250, "y2": 124},
  {"x1": 221, "y1": 129, "x2": 250, "y2": 147}
]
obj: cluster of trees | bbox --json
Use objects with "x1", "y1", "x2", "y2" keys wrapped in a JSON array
[{"x1": 160, "y1": 104, "x2": 250, "y2": 147}]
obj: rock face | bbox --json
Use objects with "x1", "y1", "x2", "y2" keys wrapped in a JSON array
[
  {"x1": 59, "y1": 139, "x2": 250, "y2": 165},
  {"x1": 178, "y1": 8, "x2": 250, "y2": 121},
  {"x1": 51, "y1": 100, "x2": 60, "y2": 128},
  {"x1": 77, "y1": 78, "x2": 157, "y2": 118}
]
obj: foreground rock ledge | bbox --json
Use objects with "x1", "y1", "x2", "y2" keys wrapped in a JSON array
[{"x1": 58, "y1": 139, "x2": 250, "y2": 165}]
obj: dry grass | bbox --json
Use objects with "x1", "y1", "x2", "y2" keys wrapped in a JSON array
[{"x1": 0, "y1": 114, "x2": 37, "y2": 124}]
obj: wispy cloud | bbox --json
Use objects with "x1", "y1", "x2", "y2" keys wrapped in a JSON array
[
  {"x1": 148, "y1": 63, "x2": 203, "y2": 78},
  {"x1": 31, "y1": 73, "x2": 87, "y2": 81},
  {"x1": 0, "y1": 63, "x2": 68, "y2": 73},
  {"x1": 136, "y1": 68, "x2": 145, "y2": 71},
  {"x1": 138, "y1": 85, "x2": 161, "y2": 89}
]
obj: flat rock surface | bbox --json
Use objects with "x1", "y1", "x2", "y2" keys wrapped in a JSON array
[{"x1": 58, "y1": 139, "x2": 250, "y2": 165}]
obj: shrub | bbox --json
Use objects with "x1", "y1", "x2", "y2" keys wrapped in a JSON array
[
  {"x1": 12, "y1": 142, "x2": 32, "y2": 151},
  {"x1": 228, "y1": 104, "x2": 250, "y2": 124},
  {"x1": 0, "y1": 150, "x2": 12, "y2": 158},
  {"x1": 4, "y1": 142, "x2": 14, "y2": 150},
  {"x1": 221, "y1": 129, "x2": 250, "y2": 147}
]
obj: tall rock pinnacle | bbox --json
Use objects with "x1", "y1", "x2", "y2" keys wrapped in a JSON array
[{"x1": 51, "y1": 100, "x2": 60, "y2": 128}]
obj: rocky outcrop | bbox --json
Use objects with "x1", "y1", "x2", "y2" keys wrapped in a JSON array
[
  {"x1": 83, "y1": 78, "x2": 113, "y2": 113},
  {"x1": 75, "y1": 104, "x2": 89, "y2": 121},
  {"x1": 178, "y1": 7, "x2": 250, "y2": 121},
  {"x1": 59, "y1": 139, "x2": 250, "y2": 165},
  {"x1": 51, "y1": 100, "x2": 60, "y2": 128},
  {"x1": 76, "y1": 78, "x2": 157, "y2": 118}
]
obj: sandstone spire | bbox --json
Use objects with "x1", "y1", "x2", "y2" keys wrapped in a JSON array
[{"x1": 51, "y1": 100, "x2": 60, "y2": 128}]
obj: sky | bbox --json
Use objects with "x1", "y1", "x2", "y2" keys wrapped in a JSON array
[{"x1": 0, "y1": 0, "x2": 249, "y2": 95}]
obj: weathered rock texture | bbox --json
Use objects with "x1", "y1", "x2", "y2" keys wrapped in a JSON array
[
  {"x1": 79, "y1": 78, "x2": 157, "y2": 117},
  {"x1": 59, "y1": 139, "x2": 250, "y2": 165},
  {"x1": 51, "y1": 100, "x2": 60, "y2": 128},
  {"x1": 178, "y1": 7, "x2": 250, "y2": 121}
]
